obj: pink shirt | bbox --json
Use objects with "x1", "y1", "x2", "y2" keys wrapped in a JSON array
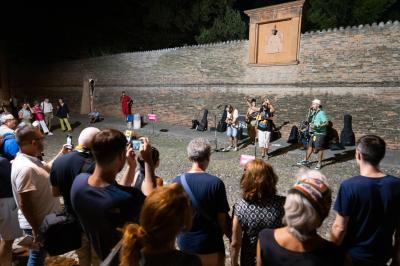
[{"x1": 33, "y1": 106, "x2": 44, "y2": 121}]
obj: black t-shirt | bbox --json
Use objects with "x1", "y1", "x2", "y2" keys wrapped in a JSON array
[
  {"x1": 71, "y1": 173, "x2": 145, "y2": 260},
  {"x1": 141, "y1": 250, "x2": 202, "y2": 266},
  {"x1": 0, "y1": 157, "x2": 13, "y2": 198},
  {"x1": 50, "y1": 150, "x2": 95, "y2": 214},
  {"x1": 259, "y1": 229, "x2": 344, "y2": 266}
]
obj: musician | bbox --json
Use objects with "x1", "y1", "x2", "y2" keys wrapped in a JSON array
[
  {"x1": 256, "y1": 98, "x2": 275, "y2": 159},
  {"x1": 223, "y1": 105, "x2": 239, "y2": 151},
  {"x1": 245, "y1": 97, "x2": 259, "y2": 145},
  {"x1": 297, "y1": 99, "x2": 329, "y2": 169}
]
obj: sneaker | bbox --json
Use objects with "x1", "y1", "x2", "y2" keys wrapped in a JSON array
[
  {"x1": 222, "y1": 146, "x2": 232, "y2": 152},
  {"x1": 314, "y1": 163, "x2": 322, "y2": 170},
  {"x1": 234, "y1": 147, "x2": 238, "y2": 151},
  {"x1": 47, "y1": 132, "x2": 53, "y2": 136},
  {"x1": 297, "y1": 160, "x2": 309, "y2": 166}
]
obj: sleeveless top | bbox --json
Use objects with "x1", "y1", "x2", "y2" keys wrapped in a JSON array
[
  {"x1": 259, "y1": 229, "x2": 343, "y2": 266},
  {"x1": 233, "y1": 195, "x2": 285, "y2": 266}
]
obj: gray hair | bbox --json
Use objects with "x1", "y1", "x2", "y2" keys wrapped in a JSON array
[
  {"x1": 283, "y1": 170, "x2": 330, "y2": 242},
  {"x1": 0, "y1": 114, "x2": 14, "y2": 125},
  {"x1": 78, "y1": 127, "x2": 100, "y2": 148},
  {"x1": 187, "y1": 138, "x2": 211, "y2": 162}
]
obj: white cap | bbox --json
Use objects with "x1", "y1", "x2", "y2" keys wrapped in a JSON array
[{"x1": 312, "y1": 99, "x2": 321, "y2": 105}]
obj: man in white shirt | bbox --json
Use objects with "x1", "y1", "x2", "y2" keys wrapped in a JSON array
[
  {"x1": 41, "y1": 98, "x2": 54, "y2": 130},
  {"x1": 11, "y1": 124, "x2": 68, "y2": 265}
]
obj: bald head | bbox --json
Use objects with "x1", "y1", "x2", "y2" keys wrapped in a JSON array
[{"x1": 78, "y1": 127, "x2": 100, "y2": 148}]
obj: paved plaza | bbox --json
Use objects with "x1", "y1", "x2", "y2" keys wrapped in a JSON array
[{"x1": 13, "y1": 115, "x2": 400, "y2": 265}]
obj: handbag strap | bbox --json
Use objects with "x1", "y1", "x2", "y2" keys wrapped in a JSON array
[
  {"x1": 180, "y1": 173, "x2": 216, "y2": 225},
  {"x1": 100, "y1": 240, "x2": 122, "y2": 266}
]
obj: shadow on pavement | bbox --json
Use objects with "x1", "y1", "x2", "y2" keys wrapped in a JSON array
[
  {"x1": 322, "y1": 149, "x2": 356, "y2": 167},
  {"x1": 269, "y1": 143, "x2": 302, "y2": 158}
]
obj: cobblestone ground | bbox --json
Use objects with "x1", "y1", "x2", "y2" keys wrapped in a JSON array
[{"x1": 16, "y1": 116, "x2": 399, "y2": 266}]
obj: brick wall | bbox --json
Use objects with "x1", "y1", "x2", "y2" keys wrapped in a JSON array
[{"x1": 10, "y1": 21, "x2": 400, "y2": 149}]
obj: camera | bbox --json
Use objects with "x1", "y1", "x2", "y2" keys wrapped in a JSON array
[{"x1": 130, "y1": 139, "x2": 143, "y2": 150}]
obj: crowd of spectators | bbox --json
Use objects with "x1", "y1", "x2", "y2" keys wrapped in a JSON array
[{"x1": 0, "y1": 101, "x2": 399, "y2": 266}]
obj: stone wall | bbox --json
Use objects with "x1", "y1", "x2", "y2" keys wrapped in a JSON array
[{"x1": 9, "y1": 21, "x2": 400, "y2": 149}]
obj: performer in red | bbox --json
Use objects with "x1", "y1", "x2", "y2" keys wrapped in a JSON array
[{"x1": 120, "y1": 91, "x2": 132, "y2": 120}]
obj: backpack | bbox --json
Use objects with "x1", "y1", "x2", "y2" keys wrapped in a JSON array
[
  {"x1": 0, "y1": 133, "x2": 19, "y2": 160},
  {"x1": 287, "y1": 126, "x2": 299, "y2": 144}
]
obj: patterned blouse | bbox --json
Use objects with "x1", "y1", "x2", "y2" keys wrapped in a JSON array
[{"x1": 233, "y1": 195, "x2": 285, "y2": 266}]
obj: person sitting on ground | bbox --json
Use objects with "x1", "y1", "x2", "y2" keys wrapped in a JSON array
[
  {"x1": 88, "y1": 111, "x2": 102, "y2": 124},
  {"x1": 18, "y1": 102, "x2": 32, "y2": 125},
  {"x1": 119, "y1": 183, "x2": 202, "y2": 266},
  {"x1": 172, "y1": 138, "x2": 231, "y2": 266},
  {"x1": 331, "y1": 135, "x2": 400, "y2": 266},
  {"x1": 223, "y1": 105, "x2": 239, "y2": 151},
  {"x1": 28, "y1": 101, "x2": 53, "y2": 135},
  {"x1": 231, "y1": 159, "x2": 285, "y2": 266},
  {"x1": 50, "y1": 127, "x2": 100, "y2": 266},
  {"x1": 132, "y1": 146, "x2": 163, "y2": 189},
  {"x1": 256, "y1": 170, "x2": 343, "y2": 266},
  {"x1": 70, "y1": 129, "x2": 157, "y2": 262}
]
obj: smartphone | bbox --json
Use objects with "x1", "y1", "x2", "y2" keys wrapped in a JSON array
[
  {"x1": 131, "y1": 139, "x2": 143, "y2": 150},
  {"x1": 66, "y1": 134, "x2": 72, "y2": 145}
]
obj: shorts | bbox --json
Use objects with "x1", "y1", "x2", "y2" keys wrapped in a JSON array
[
  {"x1": 309, "y1": 134, "x2": 328, "y2": 149},
  {"x1": 0, "y1": 197, "x2": 23, "y2": 240},
  {"x1": 227, "y1": 126, "x2": 238, "y2": 137},
  {"x1": 258, "y1": 130, "x2": 271, "y2": 148}
]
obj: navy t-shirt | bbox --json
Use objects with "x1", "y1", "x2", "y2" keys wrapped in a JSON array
[
  {"x1": 172, "y1": 172, "x2": 230, "y2": 254},
  {"x1": 334, "y1": 175, "x2": 400, "y2": 263},
  {"x1": 71, "y1": 173, "x2": 145, "y2": 260},
  {"x1": 0, "y1": 157, "x2": 13, "y2": 198},
  {"x1": 50, "y1": 150, "x2": 95, "y2": 214}
]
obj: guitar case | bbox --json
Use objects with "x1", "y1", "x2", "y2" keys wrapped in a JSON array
[
  {"x1": 340, "y1": 114, "x2": 355, "y2": 146},
  {"x1": 196, "y1": 109, "x2": 208, "y2": 131},
  {"x1": 216, "y1": 105, "x2": 228, "y2": 132}
]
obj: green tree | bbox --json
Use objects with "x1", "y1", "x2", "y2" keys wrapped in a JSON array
[
  {"x1": 306, "y1": 0, "x2": 398, "y2": 30},
  {"x1": 195, "y1": 7, "x2": 246, "y2": 44}
]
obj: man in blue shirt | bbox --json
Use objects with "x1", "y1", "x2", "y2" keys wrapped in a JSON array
[
  {"x1": 331, "y1": 135, "x2": 400, "y2": 266},
  {"x1": 71, "y1": 129, "x2": 156, "y2": 262},
  {"x1": 172, "y1": 138, "x2": 231, "y2": 266}
]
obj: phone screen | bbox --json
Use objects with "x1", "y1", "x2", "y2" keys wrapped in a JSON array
[{"x1": 66, "y1": 135, "x2": 72, "y2": 145}]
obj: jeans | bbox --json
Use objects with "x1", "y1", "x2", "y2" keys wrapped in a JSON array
[{"x1": 23, "y1": 229, "x2": 46, "y2": 266}]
